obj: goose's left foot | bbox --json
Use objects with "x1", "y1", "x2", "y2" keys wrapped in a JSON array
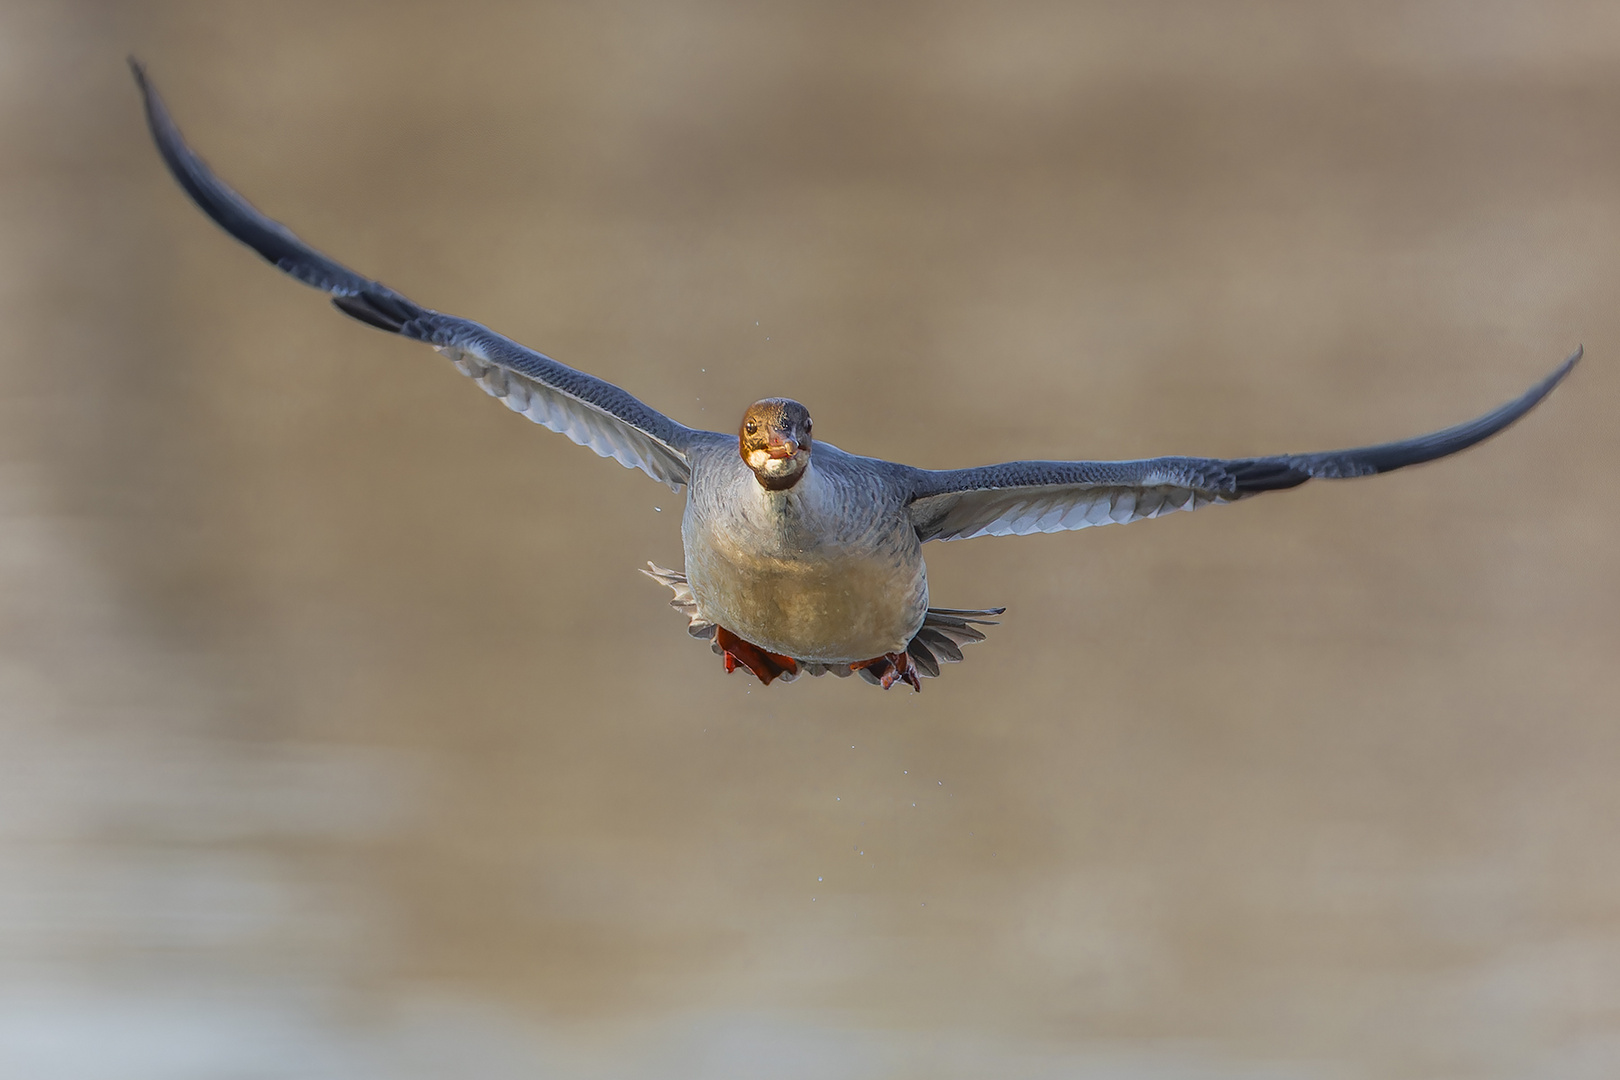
[
  {"x1": 851, "y1": 651, "x2": 922, "y2": 692},
  {"x1": 715, "y1": 626, "x2": 798, "y2": 686}
]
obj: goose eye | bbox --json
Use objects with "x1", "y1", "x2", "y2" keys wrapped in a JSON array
[{"x1": 744, "y1": 420, "x2": 757, "y2": 435}]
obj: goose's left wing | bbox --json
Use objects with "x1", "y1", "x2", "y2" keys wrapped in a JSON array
[
  {"x1": 132, "y1": 60, "x2": 698, "y2": 490},
  {"x1": 907, "y1": 349, "x2": 1580, "y2": 542}
]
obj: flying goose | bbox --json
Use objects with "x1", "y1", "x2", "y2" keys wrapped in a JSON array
[{"x1": 132, "y1": 61, "x2": 1579, "y2": 691}]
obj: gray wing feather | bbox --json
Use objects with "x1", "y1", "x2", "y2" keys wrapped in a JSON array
[
  {"x1": 443, "y1": 342, "x2": 687, "y2": 485},
  {"x1": 909, "y1": 348, "x2": 1580, "y2": 542},
  {"x1": 132, "y1": 60, "x2": 696, "y2": 491}
]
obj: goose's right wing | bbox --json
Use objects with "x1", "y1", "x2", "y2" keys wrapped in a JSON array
[
  {"x1": 907, "y1": 349, "x2": 1580, "y2": 541},
  {"x1": 132, "y1": 59, "x2": 699, "y2": 490}
]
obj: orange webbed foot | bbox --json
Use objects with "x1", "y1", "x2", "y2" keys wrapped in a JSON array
[
  {"x1": 850, "y1": 651, "x2": 922, "y2": 692},
  {"x1": 715, "y1": 626, "x2": 798, "y2": 686}
]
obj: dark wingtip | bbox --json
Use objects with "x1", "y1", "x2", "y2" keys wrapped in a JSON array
[
  {"x1": 128, "y1": 57, "x2": 157, "y2": 126},
  {"x1": 128, "y1": 57, "x2": 158, "y2": 118},
  {"x1": 128, "y1": 58, "x2": 416, "y2": 321},
  {"x1": 1246, "y1": 345, "x2": 1587, "y2": 490},
  {"x1": 127, "y1": 58, "x2": 190, "y2": 181},
  {"x1": 1522, "y1": 344, "x2": 1582, "y2": 410},
  {"x1": 1490, "y1": 343, "x2": 1583, "y2": 431},
  {"x1": 1555, "y1": 343, "x2": 1583, "y2": 381}
]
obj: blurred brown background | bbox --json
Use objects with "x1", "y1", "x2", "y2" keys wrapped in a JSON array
[{"x1": 2, "y1": 2, "x2": 1617, "y2": 1077}]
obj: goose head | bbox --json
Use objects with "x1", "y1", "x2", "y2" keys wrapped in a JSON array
[{"x1": 739, "y1": 398, "x2": 813, "y2": 490}]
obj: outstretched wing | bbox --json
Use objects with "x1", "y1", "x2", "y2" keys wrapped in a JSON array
[
  {"x1": 907, "y1": 349, "x2": 1580, "y2": 542},
  {"x1": 132, "y1": 60, "x2": 698, "y2": 491}
]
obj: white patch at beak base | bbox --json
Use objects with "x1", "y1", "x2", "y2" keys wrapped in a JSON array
[{"x1": 749, "y1": 448, "x2": 805, "y2": 478}]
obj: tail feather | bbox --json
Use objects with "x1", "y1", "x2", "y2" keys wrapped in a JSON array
[{"x1": 639, "y1": 562, "x2": 716, "y2": 640}]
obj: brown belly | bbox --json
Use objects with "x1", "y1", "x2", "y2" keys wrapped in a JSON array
[{"x1": 685, "y1": 544, "x2": 927, "y2": 663}]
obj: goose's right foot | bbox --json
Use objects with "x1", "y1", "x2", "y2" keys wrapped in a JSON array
[{"x1": 850, "y1": 651, "x2": 922, "y2": 692}]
